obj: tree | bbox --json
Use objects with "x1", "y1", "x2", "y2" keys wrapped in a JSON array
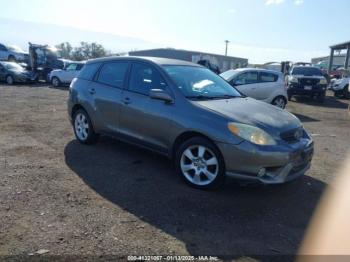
[
  {"x1": 71, "y1": 42, "x2": 110, "y2": 61},
  {"x1": 55, "y1": 42, "x2": 110, "y2": 61},
  {"x1": 55, "y1": 42, "x2": 73, "y2": 59}
]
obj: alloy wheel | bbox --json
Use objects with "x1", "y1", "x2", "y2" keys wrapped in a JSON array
[
  {"x1": 273, "y1": 97, "x2": 286, "y2": 108},
  {"x1": 52, "y1": 77, "x2": 59, "y2": 87},
  {"x1": 180, "y1": 145, "x2": 219, "y2": 186},
  {"x1": 6, "y1": 76, "x2": 14, "y2": 85},
  {"x1": 74, "y1": 113, "x2": 89, "y2": 141}
]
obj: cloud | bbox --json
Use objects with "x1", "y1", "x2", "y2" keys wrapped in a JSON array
[
  {"x1": 265, "y1": 0, "x2": 285, "y2": 5},
  {"x1": 294, "y1": 0, "x2": 304, "y2": 5}
]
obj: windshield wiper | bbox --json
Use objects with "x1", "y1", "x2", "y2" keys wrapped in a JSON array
[
  {"x1": 186, "y1": 95, "x2": 217, "y2": 100},
  {"x1": 210, "y1": 95, "x2": 242, "y2": 99}
]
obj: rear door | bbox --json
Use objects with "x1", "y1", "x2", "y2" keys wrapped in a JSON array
[
  {"x1": 232, "y1": 71, "x2": 260, "y2": 98},
  {"x1": 62, "y1": 63, "x2": 78, "y2": 83},
  {"x1": 87, "y1": 61, "x2": 129, "y2": 133},
  {"x1": 254, "y1": 71, "x2": 280, "y2": 100},
  {"x1": 118, "y1": 61, "x2": 174, "y2": 153}
]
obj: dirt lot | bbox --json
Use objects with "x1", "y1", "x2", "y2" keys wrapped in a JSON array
[{"x1": 0, "y1": 84, "x2": 349, "y2": 260}]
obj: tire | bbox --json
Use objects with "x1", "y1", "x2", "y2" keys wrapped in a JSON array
[
  {"x1": 317, "y1": 92, "x2": 326, "y2": 103},
  {"x1": 51, "y1": 76, "x2": 61, "y2": 87},
  {"x1": 175, "y1": 137, "x2": 225, "y2": 189},
  {"x1": 6, "y1": 75, "x2": 14, "y2": 85},
  {"x1": 271, "y1": 96, "x2": 287, "y2": 109},
  {"x1": 73, "y1": 109, "x2": 99, "y2": 144},
  {"x1": 343, "y1": 85, "x2": 349, "y2": 99},
  {"x1": 8, "y1": 55, "x2": 16, "y2": 62}
]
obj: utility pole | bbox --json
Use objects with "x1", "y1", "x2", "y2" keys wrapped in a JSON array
[{"x1": 225, "y1": 40, "x2": 230, "y2": 56}]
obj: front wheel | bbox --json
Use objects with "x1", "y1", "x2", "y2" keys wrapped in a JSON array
[
  {"x1": 6, "y1": 75, "x2": 14, "y2": 85},
  {"x1": 272, "y1": 96, "x2": 287, "y2": 109},
  {"x1": 175, "y1": 137, "x2": 225, "y2": 189},
  {"x1": 317, "y1": 92, "x2": 326, "y2": 103},
  {"x1": 343, "y1": 85, "x2": 349, "y2": 99},
  {"x1": 51, "y1": 77, "x2": 61, "y2": 87},
  {"x1": 73, "y1": 109, "x2": 99, "y2": 144}
]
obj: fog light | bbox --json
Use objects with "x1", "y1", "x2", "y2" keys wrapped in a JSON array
[{"x1": 258, "y1": 168, "x2": 266, "y2": 178}]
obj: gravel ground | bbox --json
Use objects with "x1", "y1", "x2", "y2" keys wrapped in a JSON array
[{"x1": 0, "y1": 84, "x2": 349, "y2": 260}]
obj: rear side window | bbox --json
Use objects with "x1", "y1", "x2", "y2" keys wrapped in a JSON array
[
  {"x1": 260, "y1": 72, "x2": 278, "y2": 82},
  {"x1": 78, "y1": 62, "x2": 101, "y2": 80},
  {"x1": 129, "y1": 63, "x2": 167, "y2": 95},
  {"x1": 97, "y1": 62, "x2": 128, "y2": 88}
]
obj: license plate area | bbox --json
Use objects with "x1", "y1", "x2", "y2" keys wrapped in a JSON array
[{"x1": 304, "y1": 85, "x2": 312, "y2": 90}]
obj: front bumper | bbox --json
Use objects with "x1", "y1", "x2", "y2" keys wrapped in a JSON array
[{"x1": 217, "y1": 137, "x2": 314, "y2": 185}]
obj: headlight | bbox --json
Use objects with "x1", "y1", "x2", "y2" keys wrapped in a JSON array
[
  {"x1": 228, "y1": 123, "x2": 276, "y2": 146},
  {"x1": 289, "y1": 76, "x2": 298, "y2": 84},
  {"x1": 320, "y1": 79, "x2": 328, "y2": 85}
]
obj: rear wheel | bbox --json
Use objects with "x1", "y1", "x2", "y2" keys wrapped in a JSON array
[
  {"x1": 6, "y1": 75, "x2": 14, "y2": 85},
  {"x1": 175, "y1": 137, "x2": 225, "y2": 189},
  {"x1": 73, "y1": 109, "x2": 99, "y2": 144},
  {"x1": 272, "y1": 96, "x2": 287, "y2": 109}
]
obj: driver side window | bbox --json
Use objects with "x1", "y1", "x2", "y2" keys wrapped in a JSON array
[{"x1": 66, "y1": 63, "x2": 78, "y2": 71}]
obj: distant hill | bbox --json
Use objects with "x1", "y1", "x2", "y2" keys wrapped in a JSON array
[{"x1": 0, "y1": 18, "x2": 157, "y2": 53}]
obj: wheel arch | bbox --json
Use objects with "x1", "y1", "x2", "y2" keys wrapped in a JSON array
[{"x1": 171, "y1": 131, "x2": 217, "y2": 159}]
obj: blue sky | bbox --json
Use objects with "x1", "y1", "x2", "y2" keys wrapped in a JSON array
[{"x1": 0, "y1": 0, "x2": 349, "y2": 63}]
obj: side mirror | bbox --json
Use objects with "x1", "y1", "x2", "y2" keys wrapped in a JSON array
[{"x1": 149, "y1": 89, "x2": 173, "y2": 103}]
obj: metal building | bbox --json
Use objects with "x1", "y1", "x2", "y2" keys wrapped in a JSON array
[
  {"x1": 328, "y1": 41, "x2": 350, "y2": 71},
  {"x1": 128, "y1": 48, "x2": 248, "y2": 72},
  {"x1": 311, "y1": 55, "x2": 346, "y2": 69}
]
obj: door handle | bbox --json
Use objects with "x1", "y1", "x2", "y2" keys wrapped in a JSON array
[
  {"x1": 122, "y1": 97, "x2": 131, "y2": 105},
  {"x1": 88, "y1": 88, "x2": 96, "y2": 95}
]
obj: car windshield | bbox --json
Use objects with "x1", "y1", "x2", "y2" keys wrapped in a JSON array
[
  {"x1": 7, "y1": 45, "x2": 24, "y2": 52},
  {"x1": 163, "y1": 66, "x2": 241, "y2": 99},
  {"x1": 220, "y1": 69, "x2": 240, "y2": 80},
  {"x1": 292, "y1": 67, "x2": 323, "y2": 76},
  {"x1": 4, "y1": 62, "x2": 24, "y2": 71}
]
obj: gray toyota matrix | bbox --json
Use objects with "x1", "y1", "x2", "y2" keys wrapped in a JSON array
[{"x1": 68, "y1": 56, "x2": 314, "y2": 189}]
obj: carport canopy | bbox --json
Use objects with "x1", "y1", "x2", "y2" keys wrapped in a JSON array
[{"x1": 328, "y1": 41, "x2": 350, "y2": 72}]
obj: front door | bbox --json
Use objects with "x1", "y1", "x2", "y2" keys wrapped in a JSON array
[
  {"x1": 233, "y1": 71, "x2": 260, "y2": 98},
  {"x1": 119, "y1": 62, "x2": 174, "y2": 153}
]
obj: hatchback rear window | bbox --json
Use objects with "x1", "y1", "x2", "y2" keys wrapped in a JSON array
[
  {"x1": 291, "y1": 67, "x2": 323, "y2": 76},
  {"x1": 78, "y1": 62, "x2": 101, "y2": 80}
]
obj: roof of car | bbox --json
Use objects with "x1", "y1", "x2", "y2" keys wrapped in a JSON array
[
  {"x1": 223, "y1": 68, "x2": 283, "y2": 74},
  {"x1": 86, "y1": 56, "x2": 201, "y2": 67}
]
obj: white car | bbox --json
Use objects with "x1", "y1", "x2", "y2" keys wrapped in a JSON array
[
  {"x1": 49, "y1": 62, "x2": 85, "y2": 87},
  {"x1": 0, "y1": 44, "x2": 28, "y2": 62},
  {"x1": 330, "y1": 76, "x2": 350, "y2": 99},
  {"x1": 220, "y1": 68, "x2": 288, "y2": 108}
]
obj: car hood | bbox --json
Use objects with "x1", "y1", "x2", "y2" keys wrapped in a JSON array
[{"x1": 194, "y1": 97, "x2": 301, "y2": 137}]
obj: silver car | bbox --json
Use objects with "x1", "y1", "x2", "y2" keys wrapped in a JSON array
[
  {"x1": 49, "y1": 62, "x2": 85, "y2": 87},
  {"x1": 68, "y1": 57, "x2": 313, "y2": 189},
  {"x1": 220, "y1": 68, "x2": 288, "y2": 109}
]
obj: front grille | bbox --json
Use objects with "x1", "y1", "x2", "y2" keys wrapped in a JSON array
[
  {"x1": 280, "y1": 127, "x2": 303, "y2": 143},
  {"x1": 299, "y1": 78, "x2": 320, "y2": 86}
]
